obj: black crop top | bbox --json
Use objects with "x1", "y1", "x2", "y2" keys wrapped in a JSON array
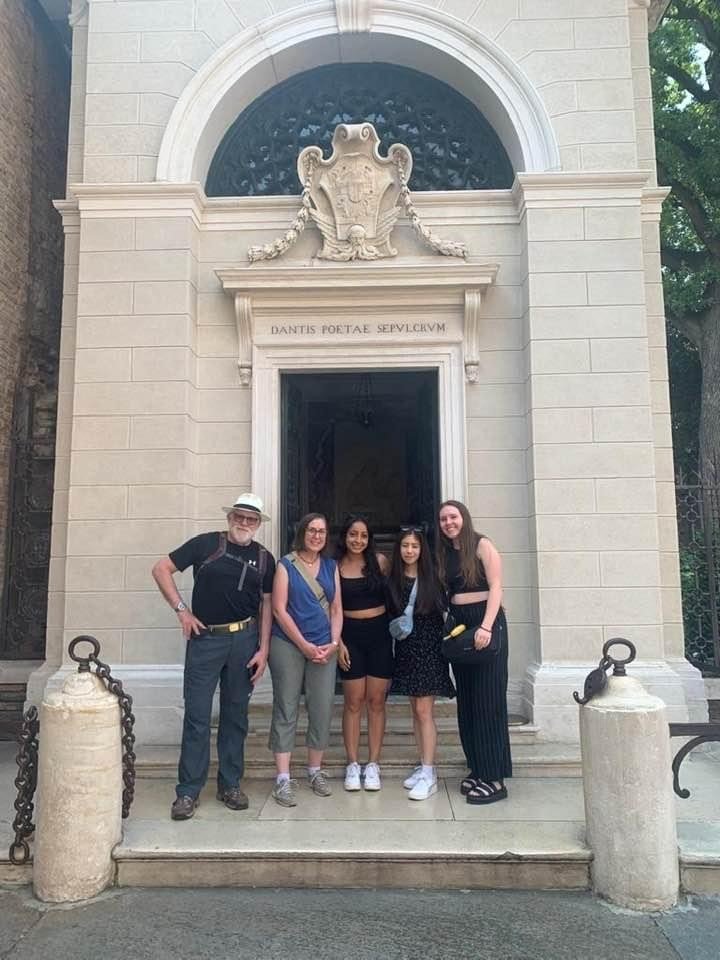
[
  {"x1": 445, "y1": 541, "x2": 489, "y2": 595},
  {"x1": 340, "y1": 575, "x2": 386, "y2": 611}
]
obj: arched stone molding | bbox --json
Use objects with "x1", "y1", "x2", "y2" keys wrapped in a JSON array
[{"x1": 156, "y1": 1, "x2": 560, "y2": 187}]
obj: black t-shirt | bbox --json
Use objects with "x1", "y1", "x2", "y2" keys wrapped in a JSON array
[{"x1": 169, "y1": 533, "x2": 276, "y2": 625}]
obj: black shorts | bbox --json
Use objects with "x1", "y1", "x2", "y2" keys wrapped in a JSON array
[{"x1": 340, "y1": 613, "x2": 394, "y2": 681}]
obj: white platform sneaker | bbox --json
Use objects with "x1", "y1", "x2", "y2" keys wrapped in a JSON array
[
  {"x1": 408, "y1": 773, "x2": 438, "y2": 801},
  {"x1": 403, "y1": 765, "x2": 422, "y2": 790},
  {"x1": 363, "y1": 762, "x2": 382, "y2": 791},
  {"x1": 344, "y1": 762, "x2": 362, "y2": 791}
]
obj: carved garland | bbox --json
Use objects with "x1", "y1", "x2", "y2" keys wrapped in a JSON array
[
  {"x1": 392, "y1": 149, "x2": 468, "y2": 260},
  {"x1": 247, "y1": 124, "x2": 467, "y2": 263},
  {"x1": 247, "y1": 153, "x2": 318, "y2": 263}
]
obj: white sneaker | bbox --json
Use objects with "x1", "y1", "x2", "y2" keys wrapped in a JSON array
[
  {"x1": 344, "y1": 762, "x2": 362, "y2": 791},
  {"x1": 403, "y1": 765, "x2": 422, "y2": 790},
  {"x1": 363, "y1": 762, "x2": 382, "y2": 791},
  {"x1": 409, "y1": 774, "x2": 438, "y2": 801}
]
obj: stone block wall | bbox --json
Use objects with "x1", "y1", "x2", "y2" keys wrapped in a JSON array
[{"x1": 80, "y1": 0, "x2": 648, "y2": 183}]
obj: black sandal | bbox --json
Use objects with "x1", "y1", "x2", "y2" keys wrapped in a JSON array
[
  {"x1": 461, "y1": 775, "x2": 481, "y2": 796},
  {"x1": 465, "y1": 780, "x2": 507, "y2": 805}
]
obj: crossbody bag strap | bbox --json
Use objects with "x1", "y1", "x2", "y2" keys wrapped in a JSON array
[
  {"x1": 288, "y1": 552, "x2": 330, "y2": 617},
  {"x1": 404, "y1": 577, "x2": 418, "y2": 615},
  {"x1": 256, "y1": 546, "x2": 268, "y2": 600}
]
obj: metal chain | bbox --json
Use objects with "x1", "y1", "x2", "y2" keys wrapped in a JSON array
[
  {"x1": 8, "y1": 706, "x2": 39, "y2": 865},
  {"x1": 74, "y1": 639, "x2": 137, "y2": 819},
  {"x1": 91, "y1": 657, "x2": 136, "y2": 818}
]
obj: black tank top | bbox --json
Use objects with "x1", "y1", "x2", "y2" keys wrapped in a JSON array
[
  {"x1": 445, "y1": 541, "x2": 489, "y2": 595},
  {"x1": 340, "y1": 575, "x2": 386, "y2": 611}
]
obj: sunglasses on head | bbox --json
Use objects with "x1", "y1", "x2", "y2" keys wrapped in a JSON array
[{"x1": 400, "y1": 525, "x2": 425, "y2": 534}]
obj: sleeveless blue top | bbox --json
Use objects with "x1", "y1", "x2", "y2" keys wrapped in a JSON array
[{"x1": 276, "y1": 555, "x2": 336, "y2": 646}]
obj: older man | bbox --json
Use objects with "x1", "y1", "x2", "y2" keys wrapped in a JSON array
[{"x1": 152, "y1": 493, "x2": 275, "y2": 820}]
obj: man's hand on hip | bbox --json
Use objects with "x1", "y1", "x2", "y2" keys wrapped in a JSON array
[{"x1": 177, "y1": 609, "x2": 206, "y2": 640}]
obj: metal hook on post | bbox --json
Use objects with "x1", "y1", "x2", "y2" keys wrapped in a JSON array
[
  {"x1": 573, "y1": 637, "x2": 636, "y2": 705},
  {"x1": 68, "y1": 635, "x2": 101, "y2": 673}
]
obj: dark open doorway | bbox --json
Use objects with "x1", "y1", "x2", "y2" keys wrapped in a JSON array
[{"x1": 280, "y1": 370, "x2": 440, "y2": 552}]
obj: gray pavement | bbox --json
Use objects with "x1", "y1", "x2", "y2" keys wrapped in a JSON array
[{"x1": 0, "y1": 887, "x2": 718, "y2": 960}]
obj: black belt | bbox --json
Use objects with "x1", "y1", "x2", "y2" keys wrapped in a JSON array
[{"x1": 206, "y1": 617, "x2": 255, "y2": 634}]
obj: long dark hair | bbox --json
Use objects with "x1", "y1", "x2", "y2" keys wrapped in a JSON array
[
  {"x1": 387, "y1": 528, "x2": 443, "y2": 616},
  {"x1": 292, "y1": 513, "x2": 328, "y2": 555},
  {"x1": 435, "y1": 500, "x2": 485, "y2": 589},
  {"x1": 335, "y1": 514, "x2": 383, "y2": 590}
]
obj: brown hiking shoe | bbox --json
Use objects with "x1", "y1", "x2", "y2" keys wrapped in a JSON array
[
  {"x1": 216, "y1": 785, "x2": 249, "y2": 810},
  {"x1": 171, "y1": 795, "x2": 197, "y2": 820}
]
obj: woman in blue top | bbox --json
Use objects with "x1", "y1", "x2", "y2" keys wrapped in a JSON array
[{"x1": 269, "y1": 512, "x2": 342, "y2": 807}]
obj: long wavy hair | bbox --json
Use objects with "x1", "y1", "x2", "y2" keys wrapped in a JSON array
[
  {"x1": 292, "y1": 513, "x2": 328, "y2": 555},
  {"x1": 435, "y1": 500, "x2": 485, "y2": 590},
  {"x1": 387, "y1": 528, "x2": 444, "y2": 617},
  {"x1": 335, "y1": 514, "x2": 384, "y2": 590}
]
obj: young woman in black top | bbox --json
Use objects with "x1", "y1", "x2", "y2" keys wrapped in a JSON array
[
  {"x1": 336, "y1": 515, "x2": 392, "y2": 792},
  {"x1": 387, "y1": 526, "x2": 454, "y2": 801},
  {"x1": 437, "y1": 500, "x2": 511, "y2": 803}
]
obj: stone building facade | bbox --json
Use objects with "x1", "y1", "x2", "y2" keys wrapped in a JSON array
[
  {"x1": 0, "y1": 0, "x2": 69, "y2": 732},
  {"x1": 24, "y1": 0, "x2": 707, "y2": 745}
]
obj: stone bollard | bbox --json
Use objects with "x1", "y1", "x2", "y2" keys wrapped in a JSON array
[
  {"x1": 33, "y1": 670, "x2": 122, "y2": 902},
  {"x1": 578, "y1": 640, "x2": 678, "y2": 911}
]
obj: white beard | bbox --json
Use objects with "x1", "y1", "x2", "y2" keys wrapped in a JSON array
[{"x1": 228, "y1": 529, "x2": 253, "y2": 546}]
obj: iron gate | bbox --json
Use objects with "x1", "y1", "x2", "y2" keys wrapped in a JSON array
[{"x1": 675, "y1": 471, "x2": 720, "y2": 672}]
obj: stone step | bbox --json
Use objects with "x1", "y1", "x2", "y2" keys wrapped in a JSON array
[
  {"x1": 113, "y1": 776, "x2": 592, "y2": 891},
  {"x1": 135, "y1": 699, "x2": 577, "y2": 777},
  {"x1": 134, "y1": 741, "x2": 582, "y2": 780}
]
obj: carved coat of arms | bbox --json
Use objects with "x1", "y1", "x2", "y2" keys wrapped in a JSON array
[
  {"x1": 300, "y1": 125, "x2": 405, "y2": 260},
  {"x1": 248, "y1": 122, "x2": 466, "y2": 263}
]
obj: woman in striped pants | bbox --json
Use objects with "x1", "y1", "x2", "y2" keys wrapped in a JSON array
[{"x1": 436, "y1": 500, "x2": 511, "y2": 804}]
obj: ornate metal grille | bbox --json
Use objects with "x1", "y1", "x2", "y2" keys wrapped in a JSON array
[
  {"x1": 675, "y1": 472, "x2": 720, "y2": 672},
  {"x1": 206, "y1": 63, "x2": 514, "y2": 197},
  {"x1": 1, "y1": 387, "x2": 55, "y2": 660}
]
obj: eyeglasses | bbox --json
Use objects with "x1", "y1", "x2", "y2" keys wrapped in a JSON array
[
  {"x1": 229, "y1": 513, "x2": 260, "y2": 526},
  {"x1": 307, "y1": 527, "x2": 327, "y2": 536}
]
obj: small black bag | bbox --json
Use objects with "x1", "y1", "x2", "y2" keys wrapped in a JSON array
[{"x1": 442, "y1": 617, "x2": 502, "y2": 665}]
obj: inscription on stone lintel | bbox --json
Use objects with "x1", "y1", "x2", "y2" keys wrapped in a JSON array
[{"x1": 268, "y1": 321, "x2": 447, "y2": 336}]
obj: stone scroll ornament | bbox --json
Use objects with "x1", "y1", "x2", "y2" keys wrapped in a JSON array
[{"x1": 247, "y1": 123, "x2": 467, "y2": 262}]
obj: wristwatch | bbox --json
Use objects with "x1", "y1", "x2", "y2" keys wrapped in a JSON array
[{"x1": 174, "y1": 600, "x2": 187, "y2": 613}]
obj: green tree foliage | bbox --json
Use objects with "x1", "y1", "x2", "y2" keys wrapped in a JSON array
[{"x1": 651, "y1": 1, "x2": 720, "y2": 480}]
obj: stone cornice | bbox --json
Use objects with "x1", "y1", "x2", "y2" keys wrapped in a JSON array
[
  {"x1": 513, "y1": 171, "x2": 651, "y2": 212},
  {"x1": 641, "y1": 186, "x2": 671, "y2": 221},
  {"x1": 53, "y1": 199, "x2": 80, "y2": 232},
  {"x1": 218, "y1": 260, "x2": 498, "y2": 385},
  {"x1": 57, "y1": 183, "x2": 519, "y2": 228},
  {"x1": 66, "y1": 183, "x2": 206, "y2": 226},
  {"x1": 217, "y1": 260, "x2": 498, "y2": 302}
]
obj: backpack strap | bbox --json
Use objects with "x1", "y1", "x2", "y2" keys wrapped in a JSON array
[{"x1": 197, "y1": 532, "x2": 226, "y2": 574}]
